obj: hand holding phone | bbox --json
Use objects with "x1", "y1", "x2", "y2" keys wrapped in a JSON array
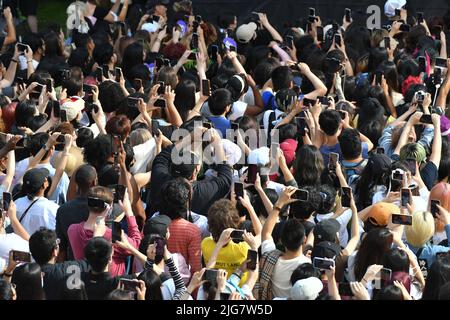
[
  {"x1": 391, "y1": 213, "x2": 413, "y2": 225},
  {"x1": 201, "y1": 79, "x2": 211, "y2": 96},
  {"x1": 401, "y1": 188, "x2": 411, "y2": 207},
  {"x1": 292, "y1": 189, "x2": 309, "y2": 201},
  {"x1": 430, "y1": 200, "x2": 440, "y2": 218},
  {"x1": 328, "y1": 152, "x2": 339, "y2": 171},
  {"x1": 234, "y1": 182, "x2": 244, "y2": 200},
  {"x1": 3, "y1": 192, "x2": 12, "y2": 211},
  {"x1": 230, "y1": 230, "x2": 245, "y2": 242},
  {"x1": 341, "y1": 187, "x2": 352, "y2": 208},
  {"x1": 313, "y1": 257, "x2": 335, "y2": 270},
  {"x1": 11, "y1": 250, "x2": 31, "y2": 262}
]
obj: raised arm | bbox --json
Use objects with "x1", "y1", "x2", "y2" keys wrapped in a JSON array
[
  {"x1": 299, "y1": 63, "x2": 327, "y2": 99},
  {"x1": 2, "y1": 8, "x2": 16, "y2": 47},
  {"x1": 257, "y1": 13, "x2": 282, "y2": 43},
  {"x1": 47, "y1": 134, "x2": 72, "y2": 199},
  {"x1": 429, "y1": 114, "x2": 441, "y2": 168}
]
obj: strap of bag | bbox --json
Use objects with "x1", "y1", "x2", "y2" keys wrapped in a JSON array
[{"x1": 18, "y1": 199, "x2": 39, "y2": 223}]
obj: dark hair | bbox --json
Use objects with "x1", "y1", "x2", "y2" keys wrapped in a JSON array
[
  {"x1": 137, "y1": 269, "x2": 163, "y2": 300},
  {"x1": 75, "y1": 164, "x2": 97, "y2": 194},
  {"x1": 357, "y1": 98, "x2": 386, "y2": 145},
  {"x1": 354, "y1": 228, "x2": 394, "y2": 281},
  {"x1": 107, "y1": 289, "x2": 134, "y2": 300},
  {"x1": 290, "y1": 263, "x2": 321, "y2": 285},
  {"x1": 339, "y1": 128, "x2": 362, "y2": 160},
  {"x1": 121, "y1": 42, "x2": 144, "y2": 80},
  {"x1": 28, "y1": 114, "x2": 48, "y2": 132},
  {"x1": 93, "y1": 43, "x2": 114, "y2": 66},
  {"x1": 207, "y1": 199, "x2": 240, "y2": 242},
  {"x1": 0, "y1": 279, "x2": 14, "y2": 300},
  {"x1": 76, "y1": 127, "x2": 94, "y2": 148},
  {"x1": 316, "y1": 184, "x2": 337, "y2": 215},
  {"x1": 98, "y1": 81, "x2": 128, "y2": 114},
  {"x1": 44, "y1": 31, "x2": 64, "y2": 57},
  {"x1": 382, "y1": 248, "x2": 409, "y2": 273},
  {"x1": 280, "y1": 219, "x2": 305, "y2": 251},
  {"x1": 29, "y1": 228, "x2": 58, "y2": 265},
  {"x1": 245, "y1": 46, "x2": 272, "y2": 75},
  {"x1": 278, "y1": 123, "x2": 297, "y2": 142},
  {"x1": 373, "y1": 285, "x2": 403, "y2": 300},
  {"x1": 23, "y1": 33, "x2": 44, "y2": 53},
  {"x1": 11, "y1": 263, "x2": 45, "y2": 300},
  {"x1": 252, "y1": 188, "x2": 279, "y2": 218},
  {"x1": 271, "y1": 66, "x2": 293, "y2": 92},
  {"x1": 208, "y1": 88, "x2": 233, "y2": 116},
  {"x1": 174, "y1": 79, "x2": 196, "y2": 122},
  {"x1": 159, "y1": 178, "x2": 191, "y2": 219},
  {"x1": 156, "y1": 66, "x2": 178, "y2": 89},
  {"x1": 422, "y1": 255, "x2": 450, "y2": 300},
  {"x1": 62, "y1": 77, "x2": 83, "y2": 97},
  {"x1": 29, "y1": 132, "x2": 50, "y2": 158},
  {"x1": 105, "y1": 115, "x2": 131, "y2": 141},
  {"x1": 217, "y1": 12, "x2": 236, "y2": 29},
  {"x1": 84, "y1": 237, "x2": 112, "y2": 273},
  {"x1": 83, "y1": 134, "x2": 114, "y2": 170},
  {"x1": 438, "y1": 138, "x2": 450, "y2": 181},
  {"x1": 253, "y1": 59, "x2": 279, "y2": 88},
  {"x1": 289, "y1": 186, "x2": 321, "y2": 220},
  {"x1": 14, "y1": 101, "x2": 36, "y2": 128},
  {"x1": 319, "y1": 110, "x2": 341, "y2": 136},
  {"x1": 68, "y1": 47, "x2": 92, "y2": 75},
  {"x1": 294, "y1": 145, "x2": 324, "y2": 187}
]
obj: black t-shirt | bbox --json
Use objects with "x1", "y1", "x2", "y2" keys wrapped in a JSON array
[
  {"x1": 86, "y1": 6, "x2": 111, "y2": 35},
  {"x1": 81, "y1": 272, "x2": 120, "y2": 300},
  {"x1": 420, "y1": 161, "x2": 438, "y2": 190}
]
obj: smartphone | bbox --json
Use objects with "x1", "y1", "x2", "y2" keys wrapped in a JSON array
[
  {"x1": 134, "y1": 78, "x2": 143, "y2": 91},
  {"x1": 56, "y1": 135, "x2": 65, "y2": 144},
  {"x1": 154, "y1": 237, "x2": 166, "y2": 258},
  {"x1": 379, "y1": 268, "x2": 392, "y2": 281},
  {"x1": 318, "y1": 96, "x2": 329, "y2": 106},
  {"x1": 405, "y1": 158, "x2": 417, "y2": 176},
  {"x1": 430, "y1": 200, "x2": 441, "y2": 218},
  {"x1": 114, "y1": 185, "x2": 126, "y2": 203},
  {"x1": 309, "y1": 7, "x2": 316, "y2": 17},
  {"x1": 392, "y1": 213, "x2": 413, "y2": 225},
  {"x1": 341, "y1": 187, "x2": 352, "y2": 208},
  {"x1": 195, "y1": 15, "x2": 202, "y2": 23},
  {"x1": 192, "y1": 20, "x2": 199, "y2": 31},
  {"x1": 338, "y1": 282, "x2": 354, "y2": 296},
  {"x1": 376, "y1": 71, "x2": 384, "y2": 85},
  {"x1": 157, "y1": 81, "x2": 166, "y2": 95},
  {"x1": 417, "y1": 12, "x2": 424, "y2": 24},
  {"x1": 203, "y1": 269, "x2": 218, "y2": 287},
  {"x1": 117, "y1": 22, "x2": 126, "y2": 35},
  {"x1": 3, "y1": 192, "x2": 11, "y2": 211},
  {"x1": 308, "y1": 15, "x2": 316, "y2": 23},
  {"x1": 420, "y1": 114, "x2": 432, "y2": 124},
  {"x1": 151, "y1": 119, "x2": 160, "y2": 137},
  {"x1": 376, "y1": 147, "x2": 385, "y2": 154},
  {"x1": 155, "y1": 57, "x2": 164, "y2": 69},
  {"x1": 127, "y1": 97, "x2": 140, "y2": 108},
  {"x1": 83, "y1": 84, "x2": 93, "y2": 94},
  {"x1": 296, "y1": 117, "x2": 306, "y2": 136},
  {"x1": 12, "y1": 250, "x2": 31, "y2": 262},
  {"x1": 285, "y1": 35, "x2": 294, "y2": 49},
  {"x1": 401, "y1": 188, "x2": 411, "y2": 207},
  {"x1": 392, "y1": 170, "x2": 403, "y2": 181},
  {"x1": 210, "y1": 45, "x2": 219, "y2": 61},
  {"x1": 400, "y1": 24, "x2": 410, "y2": 32},
  {"x1": 384, "y1": 36, "x2": 391, "y2": 50},
  {"x1": 230, "y1": 230, "x2": 245, "y2": 241},
  {"x1": 17, "y1": 43, "x2": 28, "y2": 53},
  {"x1": 112, "y1": 135, "x2": 120, "y2": 154},
  {"x1": 418, "y1": 56, "x2": 426, "y2": 73},
  {"x1": 188, "y1": 51, "x2": 197, "y2": 60},
  {"x1": 16, "y1": 77, "x2": 24, "y2": 86},
  {"x1": 60, "y1": 110, "x2": 68, "y2": 123},
  {"x1": 293, "y1": 189, "x2": 309, "y2": 201},
  {"x1": 46, "y1": 78, "x2": 53, "y2": 93},
  {"x1": 229, "y1": 45, "x2": 236, "y2": 52},
  {"x1": 191, "y1": 33, "x2": 198, "y2": 49},
  {"x1": 119, "y1": 278, "x2": 139, "y2": 291},
  {"x1": 115, "y1": 67, "x2": 122, "y2": 82},
  {"x1": 234, "y1": 182, "x2": 244, "y2": 199},
  {"x1": 246, "y1": 164, "x2": 258, "y2": 184},
  {"x1": 316, "y1": 26, "x2": 324, "y2": 42},
  {"x1": 154, "y1": 99, "x2": 166, "y2": 108},
  {"x1": 53, "y1": 101, "x2": 61, "y2": 118},
  {"x1": 334, "y1": 34, "x2": 342, "y2": 46},
  {"x1": 152, "y1": 15, "x2": 160, "y2": 22},
  {"x1": 328, "y1": 152, "x2": 339, "y2": 171},
  {"x1": 345, "y1": 8, "x2": 352, "y2": 22},
  {"x1": 111, "y1": 221, "x2": 122, "y2": 243},
  {"x1": 313, "y1": 257, "x2": 335, "y2": 270},
  {"x1": 247, "y1": 249, "x2": 258, "y2": 271},
  {"x1": 201, "y1": 79, "x2": 210, "y2": 96},
  {"x1": 302, "y1": 98, "x2": 315, "y2": 107},
  {"x1": 339, "y1": 111, "x2": 346, "y2": 120},
  {"x1": 436, "y1": 57, "x2": 448, "y2": 69}
]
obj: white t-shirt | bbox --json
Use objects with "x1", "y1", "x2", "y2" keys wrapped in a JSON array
[
  {"x1": 18, "y1": 56, "x2": 39, "y2": 71},
  {"x1": 0, "y1": 233, "x2": 29, "y2": 262},
  {"x1": 130, "y1": 138, "x2": 157, "y2": 174},
  {"x1": 16, "y1": 196, "x2": 59, "y2": 235},
  {"x1": 261, "y1": 239, "x2": 311, "y2": 298}
]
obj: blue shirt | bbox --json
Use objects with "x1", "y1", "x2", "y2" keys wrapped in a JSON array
[
  {"x1": 407, "y1": 224, "x2": 450, "y2": 267},
  {"x1": 209, "y1": 116, "x2": 231, "y2": 138},
  {"x1": 320, "y1": 142, "x2": 369, "y2": 167},
  {"x1": 262, "y1": 91, "x2": 276, "y2": 111}
]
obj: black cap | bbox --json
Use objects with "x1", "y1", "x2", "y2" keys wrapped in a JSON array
[
  {"x1": 143, "y1": 214, "x2": 172, "y2": 237},
  {"x1": 23, "y1": 168, "x2": 50, "y2": 194},
  {"x1": 311, "y1": 241, "x2": 342, "y2": 259},
  {"x1": 368, "y1": 154, "x2": 391, "y2": 172},
  {"x1": 313, "y1": 219, "x2": 340, "y2": 243}
]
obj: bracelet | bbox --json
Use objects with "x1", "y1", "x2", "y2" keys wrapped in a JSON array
[
  {"x1": 27, "y1": 60, "x2": 33, "y2": 63},
  {"x1": 274, "y1": 205, "x2": 282, "y2": 212}
]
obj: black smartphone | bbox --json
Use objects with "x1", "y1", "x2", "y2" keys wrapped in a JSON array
[
  {"x1": 395, "y1": 9, "x2": 401, "y2": 16},
  {"x1": 392, "y1": 213, "x2": 413, "y2": 225},
  {"x1": 102, "y1": 65, "x2": 109, "y2": 79},
  {"x1": 230, "y1": 230, "x2": 245, "y2": 241},
  {"x1": 302, "y1": 98, "x2": 316, "y2": 107},
  {"x1": 234, "y1": 182, "x2": 244, "y2": 200},
  {"x1": 309, "y1": 7, "x2": 316, "y2": 17},
  {"x1": 96, "y1": 67, "x2": 103, "y2": 83},
  {"x1": 285, "y1": 35, "x2": 294, "y2": 49},
  {"x1": 157, "y1": 81, "x2": 166, "y2": 95},
  {"x1": 418, "y1": 56, "x2": 426, "y2": 73},
  {"x1": 384, "y1": 36, "x2": 391, "y2": 50},
  {"x1": 46, "y1": 78, "x2": 53, "y2": 93},
  {"x1": 339, "y1": 111, "x2": 346, "y2": 120},
  {"x1": 127, "y1": 97, "x2": 140, "y2": 108},
  {"x1": 195, "y1": 15, "x2": 202, "y2": 23},
  {"x1": 119, "y1": 278, "x2": 139, "y2": 291},
  {"x1": 188, "y1": 51, "x2": 197, "y2": 60},
  {"x1": 430, "y1": 200, "x2": 441, "y2": 218},
  {"x1": 12, "y1": 250, "x2": 31, "y2": 262},
  {"x1": 417, "y1": 12, "x2": 424, "y2": 24},
  {"x1": 379, "y1": 268, "x2": 392, "y2": 281},
  {"x1": 17, "y1": 43, "x2": 28, "y2": 53},
  {"x1": 334, "y1": 34, "x2": 342, "y2": 46},
  {"x1": 392, "y1": 170, "x2": 403, "y2": 181},
  {"x1": 401, "y1": 188, "x2": 411, "y2": 207},
  {"x1": 3, "y1": 192, "x2": 11, "y2": 211},
  {"x1": 114, "y1": 185, "x2": 126, "y2": 203},
  {"x1": 318, "y1": 96, "x2": 329, "y2": 106},
  {"x1": 56, "y1": 135, "x2": 65, "y2": 144},
  {"x1": 400, "y1": 24, "x2": 410, "y2": 32},
  {"x1": 345, "y1": 8, "x2": 352, "y2": 22},
  {"x1": 436, "y1": 57, "x2": 448, "y2": 69},
  {"x1": 308, "y1": 15, "x2": 316, "y2": 23},
  {"x1": 202, "y1": 121, "x2": 212, "y2": 129},
  {"x1": 151, "y1": 119, "x2": 160, "y2": 137},
  {"x1": 134, "y1": 78, "x2": 143, "y2": 91},
  {"x1": 111, "y1": 221, "x2": 122, "y2": 243},
  {"x1": 60, "y1": 110, "x2": 68, "y2": 122},
  {"x1": 246, "y1": 164, "x2": 258, "y2": 184},
  {"x1": 53, "y1": 101, "x2": 61, "y2": 118},
  {"x1": 341, "y1": 187, "x2": 352, "y2": 208},
  {"x1": 210, "y1": 45, "x2": 219, "y2": 61},
  {"x1": 16, "y1": 77, "x2": 24, "y2": 86},
  {"x1": 155, "y1": 57, "x2": 164, "y2": 69},
  {"x1": 405, "y1": 158, "x2": 417, "y2": 176},
  {"x1": 376, "y1": 71, "x2": 384, "y2": 85},
  {"x1": 338, "y1": 282, "x2": 354, "y2": 296},
  {"x1": 328, "y1": 152, "x2": 339, "y2": 171},
  {"x1": 420, "y1": 114, "x2": 433, "y2": 124},
  {"x1": 191, "y1": 33, "x2": 199, "y2": 49},
  {"x1": 203, "y1": 269, "x2": 218, "y2": 287},
  {"x1": 292, "y1": 189, "x2": 309, "y2": 201},
  {"x1": 83, "y1": 84, "x2": 93, "y2": 94},
  {"x1": 316, "y1": 26, "x2": 324, "y2": 42},
  {"x1": 201, "y1": 79, "x2": 210, "y2": 96},
  {"x1": 152, "y1": 15, "x2": 160, "y2": 23},
  {"x1": 115, "y1": 67, "x2": 122, "y2": 82},
  {"x1": 247, "y1": 249, "x2": 258, "y2": 271},
  {"x1": 154, "y1": 237, "x2": 166, "y2": 257},
  {"x1": 154, "y1": 98, "x2": 166, "y2": 108},
  {"x1": 313, "y1": 257, "x2": 335, "y2": 270},
  {"x1": 296, "y1": 117, "x2": 306, "y2": 136}
]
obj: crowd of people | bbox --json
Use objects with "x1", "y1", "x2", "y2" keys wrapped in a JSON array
[{"x1": 0, "y1": 0, "x2": 450, "y2": 300}]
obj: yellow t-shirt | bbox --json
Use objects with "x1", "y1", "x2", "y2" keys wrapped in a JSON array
[{"x1": 201, "y1": 237, "x2": 250, "y2": 286}]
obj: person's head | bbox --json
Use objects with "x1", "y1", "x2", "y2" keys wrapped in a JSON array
[
  {"x1": 357, "y1": 98, "x2": 386, "y2": 144},
  {"x1": 294, "y1": 145, "x2": 324, "y2": 187},
  {"x1": 129, "y1": 128, "x2": 152, "y2": 147},
  {"x1": 156, "y1": 66, "x2": 178, "y2": 89},
  {"x1": 43, "y1": 31, "x2": 64, "y2": 57},
  {"x1": 75, "y1": 164, "x2": 97, "y2": 195},
  {"x1": 84, "y1": 237, "x2": 113, "y2": 273},
  {"x1": 382, "y1": 248, "x2": 409, "y2": 273},
  {"x1": 23, "y1": 33, "x2": 45, "y2": 58},
  {"x1": 288, "y1": 186, "x2": 321, "y2": 220},
  {"x1": 29, "y1": 228, "x2": 60, "y2": 265},
  {"x1": 11, "y1": 263, "x2": 45, "y2": 300},
  {"x1": 159, "y1": 178, "x2": 191, "y2": 220},
  {"x1": 76, "y1": 127, "x2": 94, "y2": 148},
  {"x1": 354, "y1": 228, "x2": 394, "y2": 281},
  {"x1": 105, "y1": 115, "x2": 131, "y2": 141},
  {"x1": 137, "y1": 268, "x2": 163, "y2": 300},
  {"x1": 121, "y1": 42, "x2": 144, "y2": 79},
  {"x1": 208, "y1": 88, "x2": 233, "y2": 116},
  {"x1": 207, "y1": 199, "x2": 240, "y2": 242},
  {"x1": 107, "y1": 289, "x2": 135, "y2": 300},
  {"x1": 281, "y1": 218, "x2": 306, "y2": 252},
  {"x1": 253, "y1": 59, "x2": 279, "y2": 88},
  {"x1": 22, "y1": 168, "x2": 51, "y2": 199},
  {"x1": 339, "y1": 128, "x2": 362, "y2": 160},
  {"x1": 422, "y1": 255, "x2": 450, "y2": 300},
  {"x1": 83, "y1": 134, "x2": 114, "y2": 170},
  {"x1": 399, "y1": 143, "x2": 427, "y2": 164},
  {"x1": 290, "y1": 263, "x2": 321, "y2": 285},
  {"x1": 98, "y1": 81, "x2": 128, "y2": 114},
  {"x1": 62, "y1": 77, "x2": 83, "y2": 97},
  {"x1": 93, "y1": 43, "x2": 115, "y2": 66},
  {"x1": 170, "y1": 150, "x2": 201, "y2": 181},
  {"x1": 319, "y1": 110, "x2": 342, "y2": 136},
  {"x1": 225, "y1": 74, "x2": 248, "y2": 102},
  {"x1": 404, "y1": 210, "x2": 435, "y2": 247},
  {"x1": 271, "y1": 66, "x2": 293, "y2": 92},
  {"x1": 174, "y1": 78, "x2": 196, "y2": 122},
  {"x1": 373, "y1": 285, "x2": 404, "y2": 300},
  {"x1": 313, "y1": 218, "x2": 340, "y2": 245},
  {"x1": 143, "y1": 216, "x2": 171, "y2": 239},
  {"x1": 316, "y1": 184, "x2": 337, "y2": 215},
  {"x1": 14, "y1": 100, "x2": 36, "y2": 128},
  {"x1": 0, "y1": 279, "x2": 16, "y2": 300},
  {"x1": 87, "y1": 186, "x2": 114, "y2": 214}
]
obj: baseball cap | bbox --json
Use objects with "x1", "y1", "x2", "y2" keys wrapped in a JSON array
[
  {"x1": 248, "y1": 147, "x2": 270, "y2": 166},
  {"x1": 235, "y1": 22, "x2": 257, "y2": 43},
  {"x1": 61, "y1": 97, "x2": 85, "y2": 122},
  {"x1": 313, "y1": 219, "x2": 340, "y2": 243},
  {"x1": 311, "y1": 241, "x2": 341, "y2": 259},
  {"x1": 384, "y1": 0, "x2": 407, "y2": 18},
  {"x1": 367, "y1": 202, "x2": 400, "y2": 226},
  {"x1": 23, "y1": 168, "x2": 50, "y2": 194},
  {"x1": 368, "y1": 154, "x2": 392, "y2": 172},
  {"x1": 290, "y1": 277, "x2": 323, "y2": 300},
  {"x1": 143, "y1": 214, "x2": 172, "y2": 237}
]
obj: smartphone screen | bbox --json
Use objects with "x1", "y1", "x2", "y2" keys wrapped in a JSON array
[
  {"x1": 46, "y1": 78, "x2": 53, "y2": 93},
  {"x1": 430, "y1": 200, "x2": 440, "y2": 218},
  {"x1": 391, "y1": 213, "x2": 413, "y2": 225},
  {"x1": 246, "y1": 164, "x2": 258, "y2": 184},
  {"x1": 151, "y1": 119, "x2": 160, "y2": 137},
  {"x1": 420, "y1": 114, "x2": 433, "y2": 124},
  {"x1": 293, "y1": 189, "x2": 309, "y2": 201},
  {"x1": 234, "y1": 182, "x2": 244, "y2": 199},
  {"x1": 12, "y1": 250, "x2": 31, "y2": 262},
  {"x1": 247, "y1": 249, "x2": 258, "y2": 271},
  {"x1": 134, "y1": 78, "x2": 143, "y2": 91},
  {"x1": 313, "y1": 257, "x2": 335, "y2": 270},
  {"x1": 328, "y1": 152, "x2": 339, "y2": 171},
  {"x1": 379, "y1": 268, "x2": 392, "y2": 281},
  {"x1": 316, "y1": 26, "x2": 324, "y2": 42},
  {"x1": 334, "y1": 34, "x2": 342, "y2": 46},
  {"x1": 201, "y1": 79, "x2": 210, "y2": 96},
  {"x1": 60, "y1": 110, "x2": 68, "y2": 123},
  {"x1": 115, "y1": 67, "x2": 122, "y2": 82},
  {"x1": 203, "y1": 269, "x2": 218, "y2": 287},
  {"x1": 230, "y1": 230, "x2": 245, "y2": 241},
  {"x1": 96, "y1": 67, "x2": 103, "y2": 83},
  {"x1": 345, "y1": 8, "x2": 352, "y2": 22},
  {"x1": 418, "y1": 56, "x2": 426, "y2": 73},
  {"x1": 111, "y1": 221, "x2": 122, "y2": 243},
  {"x1": 114, "y1": 185, "x2": 126, "y2": 203},
  {"x1": 202, "y1": 122, "x2": 212, "y2": 129},
  {"x1": 401, "y1": 188, "x2": 410, "y2": 207},
  {"x1": 154, "y1": 99, "x2": 166, "y2": 108},
  {"x1": 341, "y1": 187, "x2": 352, "y2": 207},
  {"x1": 3, "y1": 192, "x2": 11, "y2": 211},
  {"x1": 119, "y1": 278, "x2": 139, "y2": 291},
  {"x1": 157, "y1": 81, "x2": 165, "y2": 95}
]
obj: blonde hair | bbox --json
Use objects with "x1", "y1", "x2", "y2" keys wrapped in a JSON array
[
  {"x1": 406, "y1": 211, "x2": 435, "y2": 247},
  {"x1": 129, "y1": 128, "x2": 152, "y2": 147}
]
